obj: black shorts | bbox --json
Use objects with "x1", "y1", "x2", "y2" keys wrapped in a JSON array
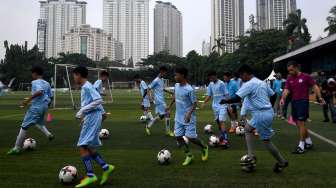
[{"x1": 291, "y1": 99, "x2": 309, "y2": 121}]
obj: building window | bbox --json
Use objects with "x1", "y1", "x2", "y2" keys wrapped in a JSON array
[{"x1": 80, "y1": 36, "x2": 88, "y2": 55}]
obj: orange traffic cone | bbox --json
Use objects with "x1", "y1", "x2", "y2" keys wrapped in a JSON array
[
  {"x1": 47, "y1": 113, "x2": 53, "y2": 123},
  {"x1": 287, "y1": 116, "x2": 296, "y2": 126}
]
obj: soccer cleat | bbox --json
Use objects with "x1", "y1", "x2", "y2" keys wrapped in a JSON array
[
  {"x1": 166, "y1": 131, "x2": 175, "y2": 137},
  {"x1": 7, "y1": 148, "x2": 21, "y2": 155},
  {"x1": 182, "y1": 154, "x2": 194, "y2": 166},
  {"x1": 48, "y1": 134, "x2": 55, "y2": 141},
  {"x1": 100, "y1": 165, "x2": 115, "y2": 185},
  {"x1": 201, "y1": 146, "x2": 209, "y2": 161},
  {"x1": 305, "y1": 144, "x2": 313, "y2": 150},
  {"x1": 273, "y1": 161, "x2": 289, "y2": 173},
  {"x1": 145, "y1": 127, "x2": 151, "y2": 136},
  {"x1": 229, "y1": 127, "x2": 235, "y2": 133},
  {"x1": 75, "y1": 175, "x2": 97, "y2": 188},
  {"x1": 292, "y1": 147, "x2": 305, "y2": 154},
  {"x1": 219, "y1": 140, "x2": 229, "y2": 149}
]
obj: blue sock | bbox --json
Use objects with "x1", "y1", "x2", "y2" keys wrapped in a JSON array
[
  {"x1": 91, "y1": 152, "x2": 109, "y2": 171},
  {"x1": 81, "y1": 155, "x2": 94, "y2": 177},
  {"x1": 221, "y1": 130, "x2": 228, "y2": 141}
]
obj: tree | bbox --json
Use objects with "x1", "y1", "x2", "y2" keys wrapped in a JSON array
[
  {"x1": 325, "y1": 6, "x2": 336, "y2": 36},
  {"x1": 284, "y1": 9, "x2": 311, "y2": 50},
  {"x1": 212, "y1": 37, "x2": 226, "y2": 53}
]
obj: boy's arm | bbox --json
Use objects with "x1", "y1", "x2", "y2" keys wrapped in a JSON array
[
  {"x1": 76, "y1": 99, "x2": 104, "y2": 119},
  {"x1": 22, "y1": 91, "x2": 43, "y2": 107}
]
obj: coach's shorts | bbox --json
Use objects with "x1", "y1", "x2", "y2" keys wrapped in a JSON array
[
  {"x1": 77, "y1": 110, "x2": 102, "y2": 147},
  {"x1": 174, "y1": 120, "x2": 197, "y2": 138},
  {"x1": 142, "y1": 98, "x2": 150, "y2": 108},
  {"x1": 213, "y1": 105, "x2": 228, "y2": 122},
  {"x1": 155, "y1": 102, "x2": 167, "y2": 116},
  {"x1": 249, "y1": 108, "x2": 275, "y2": 140},
  {"x1": 21, "y1": 104, "x2": 48, "y2": 129},
  {"x1": 291, "y1": 99, "x2": 309, "y2": 122}
]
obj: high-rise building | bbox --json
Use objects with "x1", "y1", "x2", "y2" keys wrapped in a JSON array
[
  {"x1": 62, "y1": 25, "x2": 116, "y2": 61},
  {"x1": 154, "y1": 1, "x2": 183, "y2": 57},
  {"x1": 37, "y1": 19, "x2": 47, "y2": 53},
  {"x1": 256, "y1": 0, "x2": 297, "y2": 30},
  {"x1": 103, "y1": 0, "x2": 149, "y2": 67},
  {"x1": 37, "y1": 0, "x2": 87, "y2": 58},
  {"x1": 202, "y1": 40, "x2": 211, "y2": 56},
  {"x1": 211, "y1": 0, "x2": 244, "y2": 54}
]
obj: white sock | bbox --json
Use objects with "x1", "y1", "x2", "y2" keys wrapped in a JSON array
[
  {"x1": 305, "y1": 137, "x2": 313, "y2": 145},
  {"x1": 298, "y1": 141, "x2": 305, "y2": 150},
  {"x1": 36, "y1": 124, "x2": 52, "y2": 137},
  {"x1": 147, "y1": 112, "x2": 154, "y2": 121},
  {"x1": 14, "y1": 128, "x2": 27, "y2": 150},
  {"x1": 147, "y1": 116, "x2": 159, "y2": 128}
]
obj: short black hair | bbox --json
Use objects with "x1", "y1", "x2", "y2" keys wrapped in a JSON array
[
  {"x1": 73, "y1": 66, "x2": 88, "y2": 78},
  {"x1": 223, "y1": 71, "x2": 232, "y2": 77},
  {"x1": 133, "y1": 74, "x2": 140, "y2": 80},
  {"x1": 100, "y1": 71, "x2": 109, "y2": 77},
  {"x1": 207, "y1": 71, "x2": 217, "y2": 77},
  {"x1": 159, "y1": 66, "x2": 168, "y2": 72},
  {"x1": 175, "y1": 67, "x2": 188, "y2": 78},
  {"x1": 237, "y1": 64, "x2": 253, "y2": 75},
  {"x1": 287, "y1": 61, "x2": 299, "y2": 67},
  {"x1": 31, "y1": 66, "x2": 43, "y2": 75}
]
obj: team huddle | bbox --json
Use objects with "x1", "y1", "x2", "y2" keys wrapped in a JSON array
[{"x1": 5, "y1": 62, "x2": 325, "y2": 187}]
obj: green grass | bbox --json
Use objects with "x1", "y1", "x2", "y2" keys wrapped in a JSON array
[{"x1": 0, "y1": 90, "x2": 336, "y2": 188}]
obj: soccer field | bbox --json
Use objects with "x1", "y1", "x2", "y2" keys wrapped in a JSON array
[{"x1": 0, "y1": 90, "x2": 336, "y2": 188}]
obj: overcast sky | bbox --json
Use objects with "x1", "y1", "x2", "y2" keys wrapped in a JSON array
[{"x1": 0, "y1": 0, "x2": 335, "y2": 59}]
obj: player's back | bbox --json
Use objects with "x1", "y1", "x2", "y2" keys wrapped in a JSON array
[
  {"x1": 31, "y1": 79, "x2": 51, "y2": 106},
  {"x1": 150, "y1": 77, "x2": 165, "y2": 103}
]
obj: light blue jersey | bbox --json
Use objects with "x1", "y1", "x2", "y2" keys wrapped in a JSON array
[
  {"x1": 207, "y1": 79, "x2": 229, "y2": 121},
  {"x1": 140, "y1": 80, "x2": 150, "y2": 108},
  {"x1": 272, "y1": 79, "x2": 283, "y2": 96},
  {"x1": 236, "y1": 77, "x2": 275, "y2": 140},
  {"x1": 93, "y1": 79, "x2": 103, "y2": 94},
  {"x1": 21, "y1": 79, "x2": 51, "y2": 129},
  {"x1": 226, "y1": 80, "x2": 239, "y2": 99},
  {"x1": 150, "y1": 76, "x2": 165, "y2": 105},
  {"x1": 78, "y1": 81, "x2": 104, "y2": 147},
  {"x1": 31, "y1": 79, "x2": 52, "y2": 107},
  {"x1": 174, "y1": 83, "x2": 197, "y2": 138},
  {"x1": 231, "y1": 78, "x2": 242, "y2": 89}
]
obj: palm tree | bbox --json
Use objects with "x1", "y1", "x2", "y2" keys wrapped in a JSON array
[
  {"x1": 325, "y1": 6, "x2": 336, "y2": 36},
  {"x1": 212, "y1": 37, "x2": 226, "y2": 53},
  {"x1": 284, "y1": 9, "x2": 311, "y2": 49}
]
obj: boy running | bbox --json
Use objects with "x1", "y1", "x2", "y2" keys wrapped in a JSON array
[
  {"x1": 221, "y1": 65, "x2": 288, "y2": 172},
  {"x1": 73, "y1": 67, "x2": 114, "y2": 187},
  {"x1": 166, "y1": 67, "x2": 208, "y2": 166},
  {"x1": 93, "y1": 71, "x2": 109, "y2": 96},
  {"x1": 201, "y1": 71, "x2": 229, "y2": 148},
  {"x1": 7, "y1": 66, "x2": 54, "y2": 155},
  {"x1": 146, "y1": 66, "x2": 174, "y2": 136},
  {"x1": 223, "y1": 72, "x2": 239, "y2": 133},
  {"x1": 134, "y1": 75, "x2": 154, "y2": 122}
]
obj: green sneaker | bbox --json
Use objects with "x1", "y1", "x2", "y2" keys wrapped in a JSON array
[
  {"x1": 202, "y1": 146, "x2": 209, "y2": 161},
  {"x1": 7, "y1": 148, "x2": 21, "y2": 155},
  {"x1": 166, "y1": 131, "x2": 175, "y2": 137},
  {"x1": 75, "y1": 175, "x2": 97, "y2": 188},
  {"x1": 182, "y1": 154, "x2": 194, "y2": 166},
  {"x1": 145, "y1": 127, "x2": 151, "y2": 136},
  {"x1": 100, "y1": 164, "x2": 115, "y2": 185}
]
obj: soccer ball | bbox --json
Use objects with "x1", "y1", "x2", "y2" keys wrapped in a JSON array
[
  {"x1": 59, "y1": 165, "x2": 77, "y2": 184},
  {"x1": 157, "y1": 149, "x2": 171, "y2": 165},
  {"x1": 208, "y1": 135, "x2": 219, "y2": 147},
  {"x1": 182, "y1": 136, "x2": 189, "y2": 144},
  {"x1": 23, "y1": 138, "x2": 36, "y2": 150},
  {"x1": 204, "y1": 124, "x2": 213, "y2": 134},
  {"x1": 240, "y1": 155, "x2": 257, "y2": 172},
  {"x1": 99, "y1": 129, "x2": 110, "y2": 139},
  {"x1": 139, "y1": 115, "x2": 147, "y2": 123},
  {"x1": 236, "y1": 126, "x2": 245, "y2": 136}
]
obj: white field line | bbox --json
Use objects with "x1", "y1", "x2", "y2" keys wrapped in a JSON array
[{"x1": 308, "y1": 129, "x2": 336, "y2": 148}]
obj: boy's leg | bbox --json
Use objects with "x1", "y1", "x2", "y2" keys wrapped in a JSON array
[
  {"x1": 217, "y1": 108, "x2": 229, "y2": 147},
  {"x1": 89, "y1": 149, "x2": 115, "y2": 185},
  {"x1": 322, "y1": 103, "x2": 330, "y2": 122},
  {"x1": 244, "y1": 124, "x2": 256, "y2": 158},
  {"x1": 329, "y1": 103, "x2": 336, "y2": 123},
  {"x1": 36, "y1": 124, "x2": 54, "y2": 140},
  {"x1": 165, "y1": 112, "x2": 174, "y2": 136},
  {"x1": 264, "y1": 140, "x2": 286, "y2": 163},
  {"x1": 75, "y1": 147, "x2": 97, "y2": 188}
]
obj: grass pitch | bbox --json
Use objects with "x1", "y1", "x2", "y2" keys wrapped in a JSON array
[{"x1": 0, "y1": 90, "x2": 336, "y2": 188}]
